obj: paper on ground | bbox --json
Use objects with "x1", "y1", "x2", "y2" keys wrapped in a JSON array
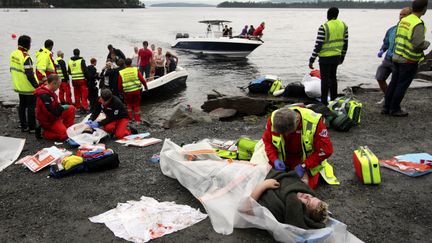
[
  {"x1": 89, "y1": 196, "x2": 207, "y2": 243},
  {"x1": 17, "y1": 146, "x2": 71, "y2": 173},
  {"x1": 116, "y1": 133, "x2": 162, "y2": 147},
  {"x1": 0, "y1": 136, "x2": 25, "y2": 172}
]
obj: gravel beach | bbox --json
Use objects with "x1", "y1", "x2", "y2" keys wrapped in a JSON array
[{"x1": 0, "y1": 88, "x2": 431, "y2": 243}]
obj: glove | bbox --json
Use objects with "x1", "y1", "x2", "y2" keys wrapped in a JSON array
[
  {"x1": 377, "y1": 50, "x2": 384, "y2": 58},
  {"x1": 61, "y1": 105, "x2": 69, "y2": 110},
  {"x1": 295, "y1": 164, "x2": 306, "y2": 178},
  {"x1": 85, "y1": 120, "x2": 99, "y2": 129},
  {"x1": 309, "y1": 58, "x2": 315, "y2": 69},
  {"x1": 274, "y1": 159, "x2": 286, "y2": 171}
]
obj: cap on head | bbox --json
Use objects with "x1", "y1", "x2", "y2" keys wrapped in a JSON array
[
  {"x1": 18, "y1": 35, "x2": 31, "y2": 49},
  {"x1": 327, "y1": 7, "x2": 339, "y2": 20},
  {"x1": 272, "y1": 108, "x2": 297, "y2": 135}
]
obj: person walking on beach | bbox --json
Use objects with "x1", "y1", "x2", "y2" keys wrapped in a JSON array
[
  {"x1": 118, "y1": 58, "x2": 148, "y2": 125},
  {"x1": 375, "y1": 7, "x2": 412, "y2": 104},
  {"x1": 383, "y1": 0, "x2": 430, "y2": 117},
  {"x1": 68, "y1": 48, "x2": 89, "y2": 114},
  {"x1": 34, "y1": 74, "x2": 75, "y2": 141},
  {"x1": 35, "y1": 39, "x2": 56, "y2": 84},
  {"x1": 309, "y1": 7, "x2": 348, "y2": 105},
  {"x1": 9, "y1": 35, "x2": 39, "y2": 133},
  {"x1": 55, "y1": 50, "x2": 72, "y2": 105},
  {"x1": 138, "y1": 41, "x2": 153, "y2": 79}
]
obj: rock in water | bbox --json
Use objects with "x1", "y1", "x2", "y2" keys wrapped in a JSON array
[{"x1": 163, "y1": 104, "x2": 217, "y2": 129}]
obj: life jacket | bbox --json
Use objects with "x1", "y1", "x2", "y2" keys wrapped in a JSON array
[
  {"x1": 68, "y1": 58, "x2": 85, "y2": 80},
  {"x1": 119, "y1": 67, "x2": 142, "y2": 92},
  {"x1": 10, "y1": 49, "x2": 37, "y2": 95},
  {"x1": 319, "y1": 19, "x2": 347, "y2": 57},
  {"x1": 55, "y1": 57, "x2": 66, "y2": 80},
  {"x1": 270, "y1": 107, "x2": 339, "y2": 185},
  {"x1": 394, "y1": 14, "x2": 426, "y2": 62}
]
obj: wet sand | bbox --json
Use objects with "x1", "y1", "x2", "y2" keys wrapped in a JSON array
[{"x1": 0, "y1": 88, "x2": 431, "y2": 243}]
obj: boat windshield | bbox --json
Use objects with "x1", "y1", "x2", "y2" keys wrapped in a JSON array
[{"x1": 199, "y1": 20, "x2": 231, "y2": 38}]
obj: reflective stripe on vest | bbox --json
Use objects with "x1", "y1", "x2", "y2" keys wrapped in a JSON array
[
  {"x1": 269, "y1": 80, "x2": 282, "y2": 94},
  {"x1": 55, "y1": 57, "x2": 65, "y2": 80},
  {"x1": 394, "y1": 14, "x2": 426, "y2": 62},
  {"x1": 10, "y1": 49, "x2": 37, "y2": 94},
  {"x1": 35, "y1": 47, "x2": 55, "y2": 72},
  {"x1": 270, "y1": 107, "x2": 339, "y2": 185},
  {"x1": 68, "y1": 59, "x2": 85, "y2": 80},
  {"x1": 119, "y1": 67, "x2": 142, "y2": 92},
  {"x1": 319, "y1": 19, "x2": 346, "y2": 57}
]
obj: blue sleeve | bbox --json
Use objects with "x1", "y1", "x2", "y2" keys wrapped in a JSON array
[{"x1": 381, "y1": 28, "x2": 391, "y2": 52}]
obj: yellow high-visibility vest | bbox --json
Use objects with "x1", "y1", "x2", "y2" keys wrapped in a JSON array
[
  {"x1": 68, "y1": 59, "x2": 85, "y2": 80},
  {"x1": 394, "y1": 14, "x2": 426, "y2": 62},
  {"x1": 270, "y1": 107, "x2": 339, "y2": 185},
  {"x1": 55, "y1": 57, "x2": 66, "y2": 80},
  {"x1": 35, "y1": 47, "x2": 55, "y2": 75},
  {"x1": 10, "y1": 49, "x2": 37, "y2": 95},
  {"x1": 119, "y1": 67, "x2": 142, "y2": 92},
  {"x1": 319, "y1": 19, "x2": 346, "y2": 57}
]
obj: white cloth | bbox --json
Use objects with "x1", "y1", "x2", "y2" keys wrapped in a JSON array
[
  {"x1": 67, "y1": 115, "x2": 108, "y2": 146},
  {"x1": 0, "y1": 136, "x2": 25, "y2": 172},
  {"x1": 302, "y1": 74, "x2": 322, "y2": 98},
  {"x1": 159, "y1": 139, "x2": 363, "y2": 243},
  {"x1": 89, "y1": 196, "x2": 207, "y2": 243}
]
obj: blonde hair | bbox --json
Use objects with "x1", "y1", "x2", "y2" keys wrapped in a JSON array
[{"x1": 310, "y1": 201, "x2": 329, "y2": 223}]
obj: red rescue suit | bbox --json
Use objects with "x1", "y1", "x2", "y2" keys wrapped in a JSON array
[
  {"x1": 262, "y1": 116, "x2": 333, "y2": 189},
  {"x1": 35, "y1": 86, "x2": 75, "y2": 141}
]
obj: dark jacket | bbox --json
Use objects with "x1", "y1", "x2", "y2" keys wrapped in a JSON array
[
  {"x1": 107, "y1": 48, "x2": 126, "y2": 61},
  {"x1": 35, "y1": 85, "x2": 64, "y2": 127},
  {"x1": 89, "y1": 95, "x2": 129, "y2": 126},
  {"x1": 87, "y1": 65, "x2": 98, "y2": 91},
  {"x1": 57, "y1": 59, "x2": 69, "y2": 82}
]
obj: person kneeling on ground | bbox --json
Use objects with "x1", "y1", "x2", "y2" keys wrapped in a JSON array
[
  {"x1": 35, "y1": 74, "x2": 75, "y2": 141},
  {"x1": 250, "y1": 169, "x2": 329, "y2": 229},
  {"x1": 87, "y1": 89, "x2": 137, "y2": 139}
]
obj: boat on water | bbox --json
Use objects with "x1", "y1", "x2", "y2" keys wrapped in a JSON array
[
  {"x1": 171, "y1": 20, "x2": 263, "y2": 59},
  {"x1": 145, "y1": 66, "x2": 188, "y2": 94}
]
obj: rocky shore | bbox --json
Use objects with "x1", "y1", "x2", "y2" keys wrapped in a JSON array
[{"x1": 0, "y1": 88, "x2": 431, "y2": 243}]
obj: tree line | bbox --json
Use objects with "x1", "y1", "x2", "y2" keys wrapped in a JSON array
[
  {"x1": 217, "y1": 1, "x2": 426, "y2": 9},
  {"x1": 0, "y1": 0, "x2": 145, "y2": 8}
]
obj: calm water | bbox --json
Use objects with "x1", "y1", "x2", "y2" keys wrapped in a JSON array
[{"x1": 1, "y1": 8, "x2": 431, "y2": 109}]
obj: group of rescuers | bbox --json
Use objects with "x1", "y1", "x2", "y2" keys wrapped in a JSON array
[{"x1": 9, "y1": 0, "x2": 429, "y2": 229}]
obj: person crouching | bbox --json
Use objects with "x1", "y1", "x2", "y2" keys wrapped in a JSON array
[
  {"x1": 35, "y1": 74, "x2": 75, "y2": 141},
  {"x1": 118, "y1": 58, "x2": 148, "y2": 125},
  {"x1": 87, "y1": 89, "x2": 137, "y2": 139}
]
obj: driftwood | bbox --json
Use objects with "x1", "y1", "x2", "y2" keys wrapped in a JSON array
[{"x1": 201, "y1": 95, "x2": 299, "y2": 116}]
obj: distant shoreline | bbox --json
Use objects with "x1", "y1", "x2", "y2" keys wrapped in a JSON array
[{"x1": 216, "y1": 1, "x2": 428, "y2": 9}]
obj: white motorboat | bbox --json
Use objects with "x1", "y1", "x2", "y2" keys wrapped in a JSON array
[
  {"x1": 145, "y1": 66, "x2": 188, "y2": 94},
  {"x1": 172, "y1": 20, "x2": 263, "y2": 58}
]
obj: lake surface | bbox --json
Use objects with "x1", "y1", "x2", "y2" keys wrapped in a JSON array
[{"x1": 1, "y1": 8, "x2": 431, "y2": 109}]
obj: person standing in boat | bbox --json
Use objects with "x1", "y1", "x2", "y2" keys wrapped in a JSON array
[
  {"x1": 154, "y1": 47, "x2": 165, "y2": 78},
  {"x1": 118, "y1": 58, "x2": 148, "y2": 125},
  {"x1": 165, "y1": 52, "x2": 178, "y2": 73}
]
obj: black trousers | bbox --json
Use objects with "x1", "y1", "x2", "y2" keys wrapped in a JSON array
[
  {"x1": 18, "y1": 94, "x2": 36, "y2": 130},
  {"x1": 384, "y1": 62, "x2": 418, "y2": 112},
  {"x1": 319, "y1": 62, "x2": 339, "y2": 105}
]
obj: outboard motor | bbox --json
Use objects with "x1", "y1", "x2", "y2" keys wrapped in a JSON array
[
  {"x1": 183, "y1": 33, "x2": 189, "y2": 38},
  {"x1": 176, "y1": 33, "x2": 183, "y2": 39}
]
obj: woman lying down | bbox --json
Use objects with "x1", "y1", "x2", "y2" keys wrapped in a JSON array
[{"x1": 248, "y1": 169, "x2": 329, "y2": 229}]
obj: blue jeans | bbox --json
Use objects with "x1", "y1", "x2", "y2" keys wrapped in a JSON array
[
  {"x1": 384, "y1": 62, "x2": 418, "y2": 112},
  {"x1": 139, "y1": 65, "x2": 151, "y2": 79}
]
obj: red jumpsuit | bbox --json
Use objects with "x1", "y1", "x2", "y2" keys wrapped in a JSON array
[
  {"x1": 118, "y1": 70, "x2": 148, "y2": 122},
  {"x1": 262, "y1": 115, "x2": 333, "y2": 189},
  {"x1": 35, "y1": 86, "x2": 75, "y2": 141}
]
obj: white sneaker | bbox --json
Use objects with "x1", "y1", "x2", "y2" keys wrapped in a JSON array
[{"x1": 376, "y1": 97, "x2": 385, "y2": 105}]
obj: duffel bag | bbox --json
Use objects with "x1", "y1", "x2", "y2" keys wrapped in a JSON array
[
  {"x1": 237, "y1": 137, "x2": 259, "y2": 161},
  {"x1": 85, "y1": 153, "x2": 120, "y2": 172}
]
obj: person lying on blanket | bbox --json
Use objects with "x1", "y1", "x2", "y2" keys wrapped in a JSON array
[{"x1": 250, "y1": 169, "x2": 329, "y2": 229}]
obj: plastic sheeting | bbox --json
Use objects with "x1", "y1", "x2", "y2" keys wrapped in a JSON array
[
  {"x1": 89, "y1": 196, "x2": 207, "y2": 243},
  {"x1": 302, "y1": 73, "x2": 322, "y2": 98},
  {"x1": 0, "y1": 136, "x2": 25, "y2": 172},
  {"x1": 160, "y1": 139, "x2": 362, "y2": 243},
  {"x1": 67, "y1": 115, "x2": 108, "y2": 146}
]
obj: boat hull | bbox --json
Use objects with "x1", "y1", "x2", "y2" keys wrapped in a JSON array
[{"x1": 143, "y1": 66, "x2": 188, "y2": 96}]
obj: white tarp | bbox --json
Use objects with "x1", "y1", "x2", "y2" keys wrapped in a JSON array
[
  {"x1": 66, "y1": 114, "x2": 108, "y2": 146},
  {"x1": 89, "y1": 196, "x2": 207, "y2": 243},
  {"x1": 302, "y1": 73, "x2": 322, "y2": 98},
  {"x1": 0, "y1": 136, "x2": 25, "y2": 172},
  {"x1": 160, "y1": 139, "x2": 363, "y2": 243}
]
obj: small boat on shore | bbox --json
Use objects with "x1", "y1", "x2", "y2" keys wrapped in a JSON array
[
  {"x1": 172, "y1": 20, "x2": 263, "y2": 59},
  {"x1": 145, "y1": 66, "x2": 188, "y2": 94}
]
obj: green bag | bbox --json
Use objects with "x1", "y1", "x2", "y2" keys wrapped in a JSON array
[
  {"x1": 214, "y1": 149, "x2": 237, "y2": 159},
  {"x1": 237, "y1": 137, "x2": 259, "y2": 161}
]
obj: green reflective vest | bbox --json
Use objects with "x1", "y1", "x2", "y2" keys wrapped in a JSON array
[
  {"x1": 119, "y1": 67, "x2": 142, "y2": 92},
  {"x1": 319, "y1": 19, "x2": 346, "y2": 57},
  {"x1": 35, "y1": 47, "x2": 55, "y2": 74},
  {"x1": 270, "y1": 107, "x2": 339, "y2": 185},
  {"x1": 10, "y1": 49, "x2": 37, "y2": 95},
  {"x1": 68, "y1": 58, "x2": 85, "y2": 80},
  {"x1": 394, "y1": 14, "x2": 426, "y2": 62},
  {"x1": 55, "y1": 57, "x2": 65, "y2": 80}
]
